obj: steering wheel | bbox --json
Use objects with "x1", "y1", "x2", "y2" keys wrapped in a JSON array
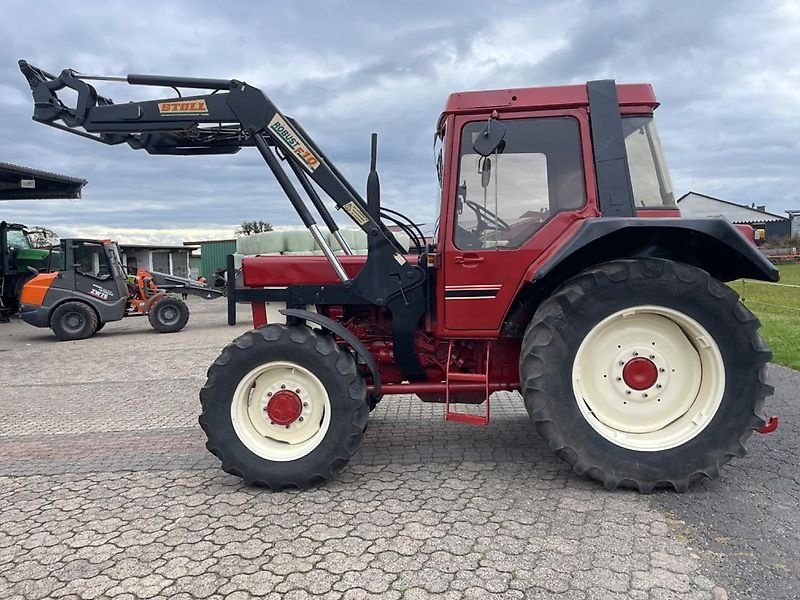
[{"x1": 464, "y1": 200, "x2": 511, "y2": 232}]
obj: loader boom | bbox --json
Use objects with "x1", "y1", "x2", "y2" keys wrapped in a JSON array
[{"x1": 19, "y1": 59, "x2": 429, "y2": 378}]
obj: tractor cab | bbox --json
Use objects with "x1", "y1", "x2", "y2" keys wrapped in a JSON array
[{"x1": 432, "y1": 83, "x2": 680, "y2": 333}]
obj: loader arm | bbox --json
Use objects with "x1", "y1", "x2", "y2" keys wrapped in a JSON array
[
  {"x1": 17, "y1": 60, "x2": 416, "y2": 281},
  {"x1": 19, "y1": 60, "x2": 429, "y2": 380}
]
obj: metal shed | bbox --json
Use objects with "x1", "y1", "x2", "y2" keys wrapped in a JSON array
[{"x1": 0, "y1": 162, "x2": 87, "y2": 200}]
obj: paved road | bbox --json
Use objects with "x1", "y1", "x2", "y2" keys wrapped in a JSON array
[{"x1": 0, "y1": 300, "x2": 797, "y2": 599}]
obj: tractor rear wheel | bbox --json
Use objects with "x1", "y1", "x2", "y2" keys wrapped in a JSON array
[
  {"x1": 148, "y1": 296, "x2": 189, "y2": 333},
  {"x1": 200, "y1": 324, "x2": 369, "y2": 489},
  {"x1": 51, "y1": 301, "x2": 98, "y2": 341},
  {"x1": 519, "y1": 258, "x2": 772, "y2": 492}
]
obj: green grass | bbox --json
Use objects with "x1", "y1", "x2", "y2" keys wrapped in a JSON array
[{"x1": 729, "y1": 263, "x2": 800, "y2": 370}]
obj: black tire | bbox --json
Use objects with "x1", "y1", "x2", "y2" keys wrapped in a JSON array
[
  {"x1": 51, "y1": 301, "x2": 98, "y2": 341},
  {"x1": 148, "y1": 296, "x2": 189, "y2": 333},
  {"x1": 6, "y1": 274, "x2": 32, "y2": 315},
  {"x1": 2, "y1": 294, "x2": 19, "y2": 316},
  {"x1": 520, "y1": 258, "x2": 772, "y2": 492},
  {"x1": 94, "y1": 321, "x2": 105, "y2": 333},
  {"x1": 200, "y1": 324, "x2": 369, "y2": 489}
]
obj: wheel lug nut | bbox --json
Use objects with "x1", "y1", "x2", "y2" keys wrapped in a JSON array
[
  {"x1": 303, "y1": 402, "x2": 308, "y2": 407},
  {"x1": 285, "y1": 424, "x2": 290, "y2": 429},
  {"x1": 632, "y1": 352, "x2": 639, "y2": 356},
  {"x1": 295, "y1": 388, "x2": 301, "y2": 394},
  {"x1": 625, "y1": 390, "x2": 631, "y2": 395},
  {"x1": 659, "y1": 368, "x2": 665, "y2": 373},
  {"x1": 281, "y1": 384, "x2": 286, "y2": 389},
  {"x1": 616, "y1": 377, "x2": 622, "y2": 381},
  {"x1": 267, "y1": 392, "x2": 273, "y2": 397},
  {"x1": 649, "y1": 354, "x2": 655, "y2": 359},
  {"x1": 656, "y1": 384, "x2": 662, "y2": 389},
  {"x1": 298, "y1": 416, "x2": 304, "y2": 422},
  {"x1": 642, "y1": 393, "x2": 648, "y2": 398},
  {"x1": 619, "y1": 361, "x2": 625, "y2": 366}
]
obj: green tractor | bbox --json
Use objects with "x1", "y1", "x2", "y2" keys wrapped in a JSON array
[{"x1": 0, "y1": 221, "x2": 55, "y2": 319}]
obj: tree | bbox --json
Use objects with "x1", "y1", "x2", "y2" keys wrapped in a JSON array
[
  {"x1": 25, "y1": 226, "x2": 59, "y2": 248},
  {"x1": 235, "y1": 220, "x2": 273, "y2": 236}
]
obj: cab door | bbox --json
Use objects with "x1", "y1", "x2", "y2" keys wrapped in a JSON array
[
  {"x1": 69, "y1": 241, "x2": 128, "y2": 318},
  {"x1": 440, "y1": 113, "x2": 592, "y2": 334}
]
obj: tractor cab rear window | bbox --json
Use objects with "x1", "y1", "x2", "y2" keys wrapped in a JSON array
[
  {"x1": 622, "y1": 116, "x2": 676, "y2": 209},
  {"x1": 454, "y1": 117, "x2": 586, "y2": 250}
]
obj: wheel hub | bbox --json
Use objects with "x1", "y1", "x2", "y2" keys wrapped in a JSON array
[
  {"x1": 232, "y1": 360, "x2": 331, "y2": 462},
  {"x1": 572, "y1": 306, "x2": 725, "y2": 452},
  {"x1": 265, "y1": 390, "x2": 303, "y2": 426},
  {"x1": 622, "y1": 357, "x2": 658, "y2": 390}
]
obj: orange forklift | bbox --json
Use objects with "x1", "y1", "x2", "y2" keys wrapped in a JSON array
[{"x1": 20, "y1": 237, "x2": 222, "y2": 340}]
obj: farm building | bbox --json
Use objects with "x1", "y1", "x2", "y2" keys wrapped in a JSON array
[
  {"x1": 677, "y1": 192, "x2": 791, "y2": 241},
  {"x1": 118, "y1": 243, "x2": 198, "y2": 278},
  {"x1": 0, "y1": 162, "x2": 86, "y2": 200},
  {"x1": 183, "y1": 239, "x2": 236, "y2": 282}
]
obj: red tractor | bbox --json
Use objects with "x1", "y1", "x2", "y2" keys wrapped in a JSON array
[{"x1": 20, "y1": 61, "x2": 778, "y2": 491}]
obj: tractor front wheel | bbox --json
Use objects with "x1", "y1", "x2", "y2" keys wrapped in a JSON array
[
  {"x1": 519, "y1": 258, "x2": 772, "y2": 492},
  {"x1": 148, "y1": 296, "x2": 189, "y2": 333},
  {"x1": 51, "y1": 301, "x2": 98, "y2": 341},
  {"x1": 200, "y1": 324, "x2": 369, "y2": 489}
]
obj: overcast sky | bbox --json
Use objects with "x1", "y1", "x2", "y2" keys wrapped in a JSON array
[{"x1": 1, "y1": 0, "x2": 798, "y2": 244}]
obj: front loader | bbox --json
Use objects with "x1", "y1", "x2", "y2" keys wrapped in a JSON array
[
  {"x1": 18, "y1": 60, "x2": 779, "y2": 491},
  {"x1": 20, "y1": 236, "x2": 222, "y2": 340}
]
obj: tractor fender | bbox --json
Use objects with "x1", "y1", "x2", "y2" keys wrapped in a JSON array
[
  {"x1": 280, "y1": 308, "x2": 382, "y2": 394},
  {"x1": 502, "y1": 218, "x2": 778, "y2": 337},
  {"x1": 529, "y1": 217, "x2": 778, "y2": 284}
]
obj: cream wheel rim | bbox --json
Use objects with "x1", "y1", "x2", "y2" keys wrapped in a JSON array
[
  {"x1": 572, "y1": 305, "x2": 725, "y2": 452},
  {"x1": 231, "y1": 361, "x2": 330, "y2": 461}
]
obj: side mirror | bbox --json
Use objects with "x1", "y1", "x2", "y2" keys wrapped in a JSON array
[{"x1": 473, "y1": 119, "x2": 507, "y2": 157}]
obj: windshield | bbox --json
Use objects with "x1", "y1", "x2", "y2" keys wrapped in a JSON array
[
  {"x1": 622, "y1": 116, "x2": 676, "y2": 208},
  {"x1": 6, "y1": 229, "x2": 31, "y2": 250}
]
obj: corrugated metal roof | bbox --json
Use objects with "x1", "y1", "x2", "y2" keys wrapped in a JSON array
[
  {"x1": 0, "y1": 162, "x2": 87, "y2": 185},
  {"x1": 0, "y1": 161, "x2": 87, "y2": 200}
]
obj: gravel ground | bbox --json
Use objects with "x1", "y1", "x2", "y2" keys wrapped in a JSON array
[{"x1": 0, "y1": 298, "x2": 797, "y2": 599}]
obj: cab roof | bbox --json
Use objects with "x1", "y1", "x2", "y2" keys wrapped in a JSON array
[{"x1": 442, "y1": 82, "x2": 658, "y2": 115}]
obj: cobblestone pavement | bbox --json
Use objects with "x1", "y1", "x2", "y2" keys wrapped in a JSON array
[{"x1": 0, "y1": 300, "x2": 797, "y2": 599}]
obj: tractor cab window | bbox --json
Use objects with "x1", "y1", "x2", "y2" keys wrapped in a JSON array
[
  {"x1": 454, "y1": 117, "x2": 586, "y2": 250},
  {"x1": 6, "y1": 229, "x2": 31, "y2": 251},
  {"x1": 105, "y1": 244, "x2": 127, "y2": 280},
  {"x1": 622, "y1": 116, "x2": 676, "y2": 208},
  {"x1": 432, "y1": 122, "x2": 447, "y2": 242},
  {"x1": 74, "y1": 241, "x2": 113, "y2": 280}
]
